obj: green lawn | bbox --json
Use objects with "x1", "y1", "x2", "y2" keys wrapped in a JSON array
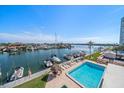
[
  {"x1": 84, "y1": 52, "x2": 102, "y2": 61},
  {"x1": 15, "y1": 74, "x2": 49, "y2": 88}
]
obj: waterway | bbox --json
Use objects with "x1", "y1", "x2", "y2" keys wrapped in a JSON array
[{"x1": 0, "y1": 45, "x2": 104, "y2": 84}]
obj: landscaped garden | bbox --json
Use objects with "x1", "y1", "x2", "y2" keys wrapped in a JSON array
[
  {"x1": 15, "y1": 74, "x2": 49, "y2": 88},
  {"x1": 84, "y1": 52, "x2": 102, "y2": 61}
]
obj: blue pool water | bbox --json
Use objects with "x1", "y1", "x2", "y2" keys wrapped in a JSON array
[{"x1": 68, "y1": 62, "x2": 105, "y2": 88}]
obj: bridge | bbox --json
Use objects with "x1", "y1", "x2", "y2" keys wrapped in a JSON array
[{"x1": 70, "y1": 43, "x2": 119, "y2": 46}]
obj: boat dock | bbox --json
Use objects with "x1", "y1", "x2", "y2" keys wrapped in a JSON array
[{"x1": 0, "y1": 68, "x2": 50, "y2": 88}]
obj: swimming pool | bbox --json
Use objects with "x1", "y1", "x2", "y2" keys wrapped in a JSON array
[{"x1": 67, "y1": 61, "x2": 105, "y2": 88}]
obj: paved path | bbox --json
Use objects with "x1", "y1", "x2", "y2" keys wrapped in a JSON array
[
  {"x1": 102, "y1": 63, "x2": 124, "y2": 88},
  {"x1": 0, "y1": 68, "x2": 50, "y2": 88}
]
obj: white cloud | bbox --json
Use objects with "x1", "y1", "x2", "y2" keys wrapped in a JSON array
[
  {"x1": 68, "y1": 37, "x2": 100, "y2": 43},
  {"x1": 0, "y1": 32, "x2": 57, "y2": 43},
  {"x1": 0, "y1": 32, "x2": 116, "y2": 43},
  {"x1": 63, "y1": 36, "x2": 117, "y2": 43},
  {"x1": 62, "y1": 37, "x2": 98, "y2": 43}
]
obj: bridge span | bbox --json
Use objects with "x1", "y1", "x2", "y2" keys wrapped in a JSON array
[{"x1": 70, "y1": 43, "x2": 119, "y2": 46}]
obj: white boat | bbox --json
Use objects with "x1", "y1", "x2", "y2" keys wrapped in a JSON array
[
  {"x1": 0, "y1": 72, "x2": 1, "y2": 76},
  {"x1": 63, "y1": 54, "x2": 73, "y2": 60},
  {"x1": 0, "y1": 64, "x2": 2, "y2": 76},
  {"x1": 52, "y1": 56, "x2": 61, "y2": 62},
  {"x1": 3, "y1": 48, "x2": 7, "y2": 52},
  {"x1": 10, "y1": 67, "x2": 24, "y2": 81},
  {"x1": 44, "y1": 60, "x2": 53, "y2": 67}
]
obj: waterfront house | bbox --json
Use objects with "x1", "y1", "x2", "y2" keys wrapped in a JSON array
[{"x1": 0, "y1": 46, "x2": 5, "y2": 51}]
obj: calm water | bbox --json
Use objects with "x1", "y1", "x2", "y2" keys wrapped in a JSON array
[
  {"x1": 0, "y1": 45, "x2": 100, "y2": 84},
  {"x1": 68, "y1": 62, "x2": 105, "y2": 88}
]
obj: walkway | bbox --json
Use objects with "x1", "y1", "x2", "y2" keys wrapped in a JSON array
[
  {"x1": 0, "y1": 68, "x2": 50, "y2": 88},
  {"x1": 102, "y1": 63, "x2": 124, "y2": 88}
]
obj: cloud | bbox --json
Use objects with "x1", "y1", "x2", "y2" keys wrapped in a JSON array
[
  {"x1": 63, "y1": 36, "x2": 117, "y2": 43},
  {"x1": 64, "y1": 37, "x2": 101, "y2": 43},
  {"x1": 0, "y1": 32, "x2": 116, "y2": 43},
  {"x1": 0, "y1": 32, "x2": 58, "y2": 43}
]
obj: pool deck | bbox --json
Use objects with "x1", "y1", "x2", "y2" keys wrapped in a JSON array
[
  {"x1": 46, "y1": 59, "x2": 124, "y2": 88},
  {"x1": 102, "y1": 63, "x2": 124, "y2": 88},
  {"x1": 45, "y1": 60, "x2": 106, "y2": 88},
  {"x1": 45, "y1": 61, "x2": 83, "y2": 88}
]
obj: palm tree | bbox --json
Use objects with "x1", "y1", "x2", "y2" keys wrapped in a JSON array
[{"x1": 88, "y1": 41, "x2": 93, "y2": 57}]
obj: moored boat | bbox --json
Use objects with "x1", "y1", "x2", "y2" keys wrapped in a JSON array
[
  {"x1": 44, "y1": 60, "x2": 53, "y2": 67},
  {"x1": 10, "y1": 67, "x2": 24, "y2": 81},
  {"x1": 0, "y1": 72, "x2": 1, "y2": 76},
  {"x1": 79, "y1": 51, "x2": 86, "y2": 56},
  {"x1": 51, "y1": 56, "x2": 61, "y2": 63},
  {"x1": 63, "y1": 54, "x2": 73, "y2": 60}
]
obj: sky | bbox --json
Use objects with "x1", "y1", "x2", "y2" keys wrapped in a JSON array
[{"x1": 0, "y1": 5, "x2": 124, "y2": 43}]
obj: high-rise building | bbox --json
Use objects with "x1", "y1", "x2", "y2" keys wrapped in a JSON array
[{"x1": 120, "y1": 17, "x2": 124, "y2": 45}]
